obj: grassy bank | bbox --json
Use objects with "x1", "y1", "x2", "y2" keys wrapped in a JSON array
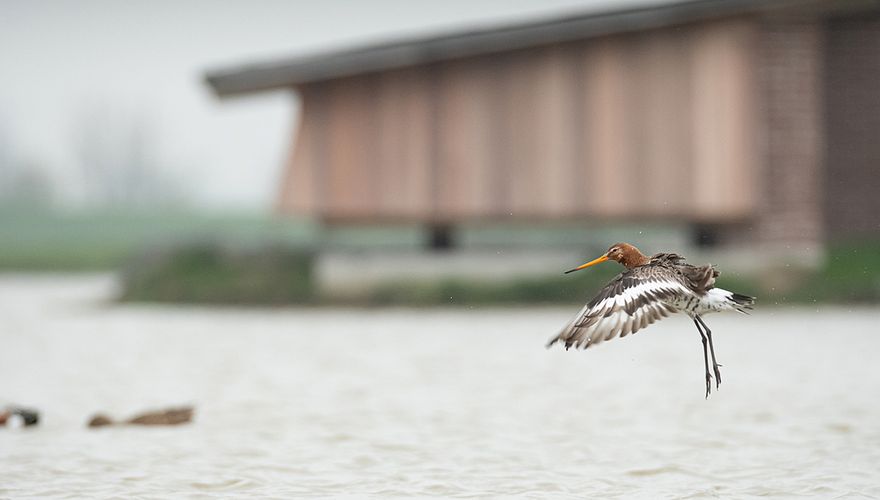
[
  {"x1": 114, "y1": 241, "x2": 880, "y2": 306},
  {"x1": 783, "y1": 241, "x2": 880, "y2": 304},
  {"x1": 121, "y1": 243, "x2": 315, "y2": 305},
  {"x1": 3, "y1": 211, "x2": 877, "y2": 305},
  {"x1": 365, "y1": 241, "x2": 880, "y2": 306}
]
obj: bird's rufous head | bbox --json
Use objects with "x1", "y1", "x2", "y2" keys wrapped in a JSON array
[{"x1": 564, "y1": 242, "x2": 649, "y2": 273}]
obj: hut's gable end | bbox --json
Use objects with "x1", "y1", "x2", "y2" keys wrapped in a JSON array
[{"x1": 282, "y1": 17, "x2": 760, "y2": 223}]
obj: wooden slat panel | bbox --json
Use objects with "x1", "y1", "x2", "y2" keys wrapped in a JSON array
[
  {"x1": 503, "y1": 46, "x2": 579, "y2": 217},
  {"x1": 633, "y1": 28, "x2": 693, "y2": 216},
  {"x1": 323, "y1": 77, "x2": 380, "y2": 217},
  {"x1": 580, "y1": 37, "x2": 635, "y2": 216},
  {"x1": 280, "y1": 17, "x2": 760, "y2": 223},
  {"x1": 725, "y1": 20, "x2": 759, "y2": 217},
  {"x1": 279, "y1": 88, "x2": 320, "y2": 214},
  {"x1": 434, "y1": 58, "x2": 499, "y2": 219},
  {"x1": 374, "y1": 67, "x2": 433, "y2": 218},
  {"x1": 690, "y1": 19, "x2": 758, "y2": 219}
]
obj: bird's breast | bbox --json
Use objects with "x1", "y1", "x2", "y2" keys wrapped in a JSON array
[
  {"x1": 665, "y1": 289, "x2": 729, "y2": 315},
  {"x1": 665, "y1": 293, "x2": 706, "y2": 315}
]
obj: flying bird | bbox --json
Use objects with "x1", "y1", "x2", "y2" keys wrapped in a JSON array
[{"x1": 547, "y1": 243, "x2": 755, "y2": 398}]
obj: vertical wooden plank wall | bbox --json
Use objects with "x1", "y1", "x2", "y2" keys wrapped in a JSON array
[
  {"x1": 690, "y1": 20, "x2": 758, "y2": 219},
  {"x1": 374, "y1": 67, "x2": 433, "y2": 219},
  {"x1": 279, "y1": 17, "x2": 760, "y2": 223},
  {"x1": 278, "y1": 86, "x2": 323, "y2": 214},
  {"x1": 635, "y1": 28, "x2": 693, "y2": 216},
  {"x1": 435, "y1": 58, "x2": 500, "y2": 219},
  {"x1": 503, "y1": 45, "x2": 580, "y2": 217}
]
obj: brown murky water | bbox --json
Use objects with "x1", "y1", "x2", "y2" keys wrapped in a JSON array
[{"x1": 1, "y1": 275, "x2": 879, "y2": 498}]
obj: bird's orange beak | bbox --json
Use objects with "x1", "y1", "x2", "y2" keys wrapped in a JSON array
[{"x1": 564, "y1": 254, "x2": 609, "y2": 274}]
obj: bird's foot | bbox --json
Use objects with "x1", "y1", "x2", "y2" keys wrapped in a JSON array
[
  {"x1": 713, "y1": 363, "x2": 723, "y2": 389},
  {"x1": 705, "y1": 372, "x2": 713, "y2": 399}
]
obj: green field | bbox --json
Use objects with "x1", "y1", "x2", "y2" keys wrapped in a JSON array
[
  {"x1": 115, "y1": 239, "x2": 880, "y2": 307},
  {"x1": 2, "y1": 210, "x2": 878, "y2": 305},
  {"x1": 0, "y1": 209, "x2": 315, "y2": 270},
  {"x1": 346, "y1": 241, "x2": 880, "y2": 306},
  {"x1": 0, "y1": 210, "x2": 683, "y2": 270}
]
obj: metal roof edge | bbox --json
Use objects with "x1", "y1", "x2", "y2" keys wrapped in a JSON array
[{"x1": 204, "y1": 0, "x2": 789, "y2": 96}]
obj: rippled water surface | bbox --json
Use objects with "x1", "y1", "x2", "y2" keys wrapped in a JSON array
[{"x1": 1, "y1": 275, "x2": 879, "y2": 498}]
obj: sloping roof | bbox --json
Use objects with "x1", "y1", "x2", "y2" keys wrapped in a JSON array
[{"x1": 204, "y1": 0, "x2": 788, "y2": 96}]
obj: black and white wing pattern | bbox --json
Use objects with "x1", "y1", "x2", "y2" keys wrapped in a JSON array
[{"x1": 547, "y1": 266, "x2": 695, "y2": 350}]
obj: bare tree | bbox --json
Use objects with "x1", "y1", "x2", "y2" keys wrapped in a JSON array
[
  {"x1": 72, "y1": 103, "x2": 184, "y2": 209},
  {"x1": 0, "y1": 118, "x2": 13, "y2": 201},
  {"x1": 0, "y1": 118, "x2": 54, "y2": 208}
]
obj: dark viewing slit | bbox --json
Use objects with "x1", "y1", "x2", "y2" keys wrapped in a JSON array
[
  {"x1": 692, "y1": 224, "x2": 719, "y2": 248},
  {"x1": 428, "y1": 223, "x2": 455, "y2": 251}
]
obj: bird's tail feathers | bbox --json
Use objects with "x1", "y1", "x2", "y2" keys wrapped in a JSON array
[{"x1": 728, "y1": 292, "x2": 756, "y2": 314}]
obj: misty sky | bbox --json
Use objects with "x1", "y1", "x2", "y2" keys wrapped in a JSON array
[{"x1": 0, "y1": 0, "x2": 656, "y2": 211}]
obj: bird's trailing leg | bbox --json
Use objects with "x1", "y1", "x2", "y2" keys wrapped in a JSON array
[
  {"x1": 696, "y1": 315, "x2": 722, "y2": 389},
  {"x1": 693, "y1": 317, "x2": 712, "y2": 398}
]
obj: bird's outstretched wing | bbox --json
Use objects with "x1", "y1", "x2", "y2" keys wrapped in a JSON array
[{"x1": 547, "y1": 268, "x2": 694, "y2": 350}]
